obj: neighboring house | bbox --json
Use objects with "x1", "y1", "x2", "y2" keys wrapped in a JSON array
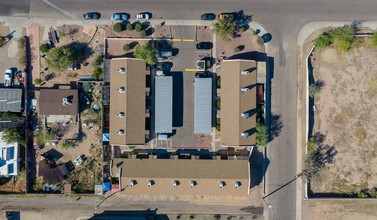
[
  {"x1": 155, "y1": 75, "x2": 173, "y2": 134},
  {"x1": 0, "y1": 132, "x2": 19, "y2": 176},
  {"x1": 109, "y1": 58, "x2": 149, "y2": 147},
  {"x1": 39, "y1": 89, "x2": 79, "y2": 123},
  {"x1": 112, "y1": 155, "x2": 250, "y2": 196},
  {"x1": 194, "y1": 77, "x2": 212, "y2": 134},
  {"x1": 0, "y1": 88, "x2": 22, "y2": 112},
  {"x1": 220, "y1": 59, "x2": 257, "y2": 147}
]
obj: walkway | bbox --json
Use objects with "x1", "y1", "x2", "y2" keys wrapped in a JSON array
[{"x1": 26, "y1": 24, "x2": 41, "y2": 84}]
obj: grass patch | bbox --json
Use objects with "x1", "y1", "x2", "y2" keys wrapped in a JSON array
[
  {"x1": 354, "y1": 127, "x2": 367, "y2": 144},
  {"x1": 332, "y1": 113, "x2": 345, "y2": 127}
]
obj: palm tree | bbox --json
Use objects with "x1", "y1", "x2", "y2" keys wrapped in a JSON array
[{"x1": 212, "y1": 18, "x2": 236, "y2": 41}]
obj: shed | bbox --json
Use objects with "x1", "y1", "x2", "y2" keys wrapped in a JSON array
[{"x1": 194, "y1": 78, "x2": 212, "y2": 134}]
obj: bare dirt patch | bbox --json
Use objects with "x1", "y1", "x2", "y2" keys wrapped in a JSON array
[{"x1": 310, "y1": 38, "x2": 377, "y2": 194}]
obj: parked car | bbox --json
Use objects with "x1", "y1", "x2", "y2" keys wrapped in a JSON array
[
  {"x1": 136, "y1": 12, "x2": 151, "y2": 20},
  {"x1": 156, "y1": 62, "x2": 173, "y2": 72},
  {"x1": 218, "y1": 13, "x2": 235, "y2": 21},
  {"x1": 67, "y1": 63, "x2": 80, "y2": 71},
  {"x1": 201, "y1": 13, "x2": 216, "y2": 20},
  {"x1": 196, "y1": 42, "x2": 213, "y2": 50},
  {"x1": 74, "y1": 154, "x2": 86, "y2": 166},
  {"x1": 111, "y1": 13, "x2": 130, "y2": 21},
  {"x1": 4, "y1": 69, "x2": 12, "y2": 87},
  {"x1": 83, "y1": 12, "x2": 101, "y2": 20}
]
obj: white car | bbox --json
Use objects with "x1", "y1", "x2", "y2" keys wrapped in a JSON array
[
  {"x1": 74, "y1": 154, "x2": 85, "y2": 166},
  {"x1": 136, "y1": 12, "x2": 151, "y2": 20},
  {"x1": 4, "y1": 69, "x2": 12, "y2": 87}
]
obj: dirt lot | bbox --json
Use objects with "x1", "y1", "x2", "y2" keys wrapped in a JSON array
[{"x1": 310, "y1": 38, "x2": 377, "y2": 193}]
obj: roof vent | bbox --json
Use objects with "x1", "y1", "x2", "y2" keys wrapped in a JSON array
[
  {"x1": 130, "y1": 179, "x2": 136, "y2": 187},
  {"x1": 62, "y1": 98, "x2": 72, "y2": 106},
  {"x1": 147, "y1": 180, "x2": 154, "y2": 187},
  {"x1": 173, "y1": 180, "x2": 179, "y2": 188},
  {"x1": 118, "y1": 67, "x2": 126, "y2": 73},
  {"x1": 241, "y1": 112, "x2": 249, "y2": 118},
  {"x1": 117, "y1": 129, "x2": 125, "y2": 135},
  {"x1": 219, "y1": 181, "x2": 226, "y2": 188},
  {"x1": 240, "y1": 87, "x2": 249, "y2": 92},
  {"x1": 118, "y1": 87, "x2": 126, "y2": 93},
  {"x1": 190, "y1": 180, "x2": 196, "y2": 188},
  {"x1": 117, "y1": 112, "x2": 125, "y2": 118},
  {"x1": 241, "y1": 70, "x2": 250, "y2": 75},
  {"x1": 241, "y1": 132, "x2": 250, "y2": 138},
  {"x1": 235, "y1": 181, "x2": 241, "y2": 188}
]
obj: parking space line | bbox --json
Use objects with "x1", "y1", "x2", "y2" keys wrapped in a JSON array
[
  {"x1": 172, "y1": 38, "x2": 182, "y2": 42},
  {"x1": 184, "y1": 68, "x2": 197, "y2": 72},
  {"x1": 182, "y1": 39, "x2": 195, "y2": 42}
]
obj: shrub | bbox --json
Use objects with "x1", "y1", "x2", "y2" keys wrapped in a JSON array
[
  {"x1": 372, "y1": 32, "x2": 377, "y2": 47},
  {"x1": 216, "y1": 78, "x2": 221, "y2": 88},
  {"x1": 234, "y1": 47, "x2": 240, "y2": 52},
  {"x1": 34, "y1": 78, "x2": 42, "y2": 85},
  {"x1": 314, "y1": 34, "x2": 332, "y2": 48},
  {"x1": 216, "y1": 99, "x2": 221, "y2": 109},
  {"x1": 123, "y1": 44, "x2": 130, "y2": 51},
  {"x1": 135, "y1": 23, "x2": 142, "y2": 32},
  {"x1": 113, "y1": 23, "x2": 123, "y2": 32},
  {"x1": 39, "y1": 43, "x2": 50, "y2": 53},
  {"x1": 307, "y1": 138, "x2": 318, "y2": 154},
  {"x1": 330, "y1": 25, "x2": 355, "y2": 52},
  {"x1": 257, "y1": 36, "x2": 264, "y2": 45},
  {"x1": 126, "y1": 23, "x2": 133, "y2": 31},
  {"x1": 92, "y1": 54, "x2": 104, "y2": 67},
  {"x1": 216, "y1": 118, "x2": 221, "y2": 125},
  {"x1": 133, "y1": 43, "x2": 158, "y2": 65},
  {"x1": 309, "y1": 84, "x2": 320, "y2": 98},
  {"x1": 256, "y1": 120, "x2": 268, "y2": 146},
  {"x1": 92, "y1": 67, "x2": 103, "y2": 80},
  {"x1": 45, "y1": 46, "x2": 76, "y2": 71},
  {"x1": 239, "y1": 26, "x2": 246, "y2": 32},
  {"x1": 357, "y1": 191, "x2": 368, "y2": 198},
  {"x1": 0, "y1": 38, "x2": 4, "y2": 47},
  {"x1": 216, "y1": 124, "x2": 221, "y2": 131},
  {"x1": 140, "y1": 30, "x2": 147, "y2": 37}
]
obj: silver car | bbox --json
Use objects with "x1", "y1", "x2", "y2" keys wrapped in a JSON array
[
  {"x1": 136, "y1": 12, "x2": 151, "y2": 20},
  {"x1": 111, "y1": 13, "x2": 130, "y2": 21}
]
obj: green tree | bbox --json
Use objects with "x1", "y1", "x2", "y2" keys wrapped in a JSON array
[
  {"x1": 39, "y1": 43, "x2": 50, "y2": 53},
  {"x1": 92, "y1": 66, "x2": 103, "y2": 80},
  {"x1": 256, "y1": 121, "x2": 268, "y2": 146},
  {"x1": 301, "y1": 152, "x2": 324, "y2": 180},
  {"x1": 126, "y1": 23, "x2": 133, "y2": 31},
  {"x1": 0, "y1": 38, "x2": 4, "y2": 47},
  {"x1": 135, "y1": 23, "x2": 142, "y2": 32},
  {"x1": 92, "y1": 54, "x2": 104, "y2": 67},
  {"x1": 140, "y1": 30, "x2": 147, "y2": 37},
  {"x1": 45, "y1": 46, "x2": 76, "y2": 72},
  {"x1": 123, "y1": 44, "x2": 130, "y2": 51},
  {"x1": 309, "y1": 83, "x2": 320, "y2": 98},
  {"x1": 34, "y1": 78, "x2": 42, "y2": 85},
  {"x1": 133, "y1": 43, "x2": 157, "y2": 65},
  {"x1": 330, "y1": 25, "x2": 355, "y2": 52},
  {"x1": 307, "y1": 137, "x2": 318, "y2": 154},
  {"x1": 212, "y1": 18, "x2": 236, "y2": 41},
  {"x1": 113, "y1": 23, "x2": 123, "y2": 32},
  {"x1": 3, "y1": 128, "x2": 25, "y2": 145},
  {"x1": 371, "y1": 32, "x2": 377, "y2": 47},
  {"x1": 314, "y1": 34, "x2": 332, "y2": 48}
]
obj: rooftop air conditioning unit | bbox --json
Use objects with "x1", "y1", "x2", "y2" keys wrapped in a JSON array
[
  {"x1": 219, "y1": 181, "x2": 226, "y2": 188},
  {"x1": 118, "y1": 68, "x2": 126, "y2": 73},
  {"x1": 241, "y1": 70, "x2": 250, "y2": 75},
  {"x1": 147, "y1": 180, "x2": 153, "y2": 187},
  {"x1": 241, "y1": 112, "x2": 249, "y2": 118},
  {"x1": 240, "y1": 87, "x2": 249, "y2": 92},
  {"x1": 118, "y1": 87, "x2": 126, "y2": 93},
  {"x1": 62, "y1": 98, "x2": 71, "y2": 106},
  {"x1": 190, "y1": 180, "x2": 196, "y2": 188},
  {"x1": 241, "y1": 132, "x2": 249, "y2": 138},
  {"x1": 235, "y1": 181, "x2": 241, "y2": 188},
  {"x1": 117, "y1": 129, "x2": 124, "y2": 135},
  {"x1": 117, "y1": 112, "x2": 125, "y2": 118},
  {"x1": 130, "y1": 179, "x2": 136, "y2": 187},
  {"x1": 173, "y1": 180, "x2": 179, "y2": 188}
]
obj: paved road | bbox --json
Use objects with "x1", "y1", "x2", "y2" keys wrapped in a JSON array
[{"x1": 3, "y1": 1, "x2": 377, "y2": 220}]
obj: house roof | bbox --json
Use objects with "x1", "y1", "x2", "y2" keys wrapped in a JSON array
[
  {"x1": 109, "y1": 58, "x2": 146, "y2": 146},
  {"x1": 112, "y1": 157, "x2": 250, "y2": 196},
  {"x1": 220, "y1": 59, "x2": 257, "y2": 146},
  {"x1": 0, "y1": 88, "x2": 22, "y2": 112},
  {"x1": 155, "y1": 76, "x2": 173, "y2": 134},
  {"x1": 194, "y1": 78, "x2": 212, "y2": 134},
  {"x1": 39, "y1": 89, "x2": 78, "y2": 116},
  {"x1": 0, "y1": 132, "x2": 18, "y2": 176}
]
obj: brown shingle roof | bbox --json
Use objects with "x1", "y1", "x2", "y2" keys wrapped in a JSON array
[
  {"x1": 39, "y1": 89, "x2": 78, "y2": 116},
  {"x1": 220, "y1": 60, "x2": 257, "y2": 146},
  {"x1": 112, "y1": 157, "x2": 250, "y2": 196},
  {"x1": 109, "y1": 58, "x2": 146, "y2": 146}
]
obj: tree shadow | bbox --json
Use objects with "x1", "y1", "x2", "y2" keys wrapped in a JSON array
[
  {"x1": 129, "y1": 41, "x2": 139, "y2": 49},
  {"x1": 234, "y1": 10, "x2": 253, "y2": 26},
  {"x1": 269, "y1": 114, "x2": 283, "y2": 142},
  {"x1": 236, "y1": 45, "x2": 245, "y2": 51},
  {"x1": 262, "y1": 33, "x2": 272, "y2": 43},
  {"x1": 146, "y1": 28, "x2": 155, "y2": 36},
  {"x1": 142, "y1": 21, "x2": 150, "y2": 30},
  {"x1": 66, "y1": 41, "x2": 93, "y2": 63}
]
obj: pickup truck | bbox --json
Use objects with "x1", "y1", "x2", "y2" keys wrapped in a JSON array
[{"x1": 4, "y1": 69, "x2": 12, "y2": 87}]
